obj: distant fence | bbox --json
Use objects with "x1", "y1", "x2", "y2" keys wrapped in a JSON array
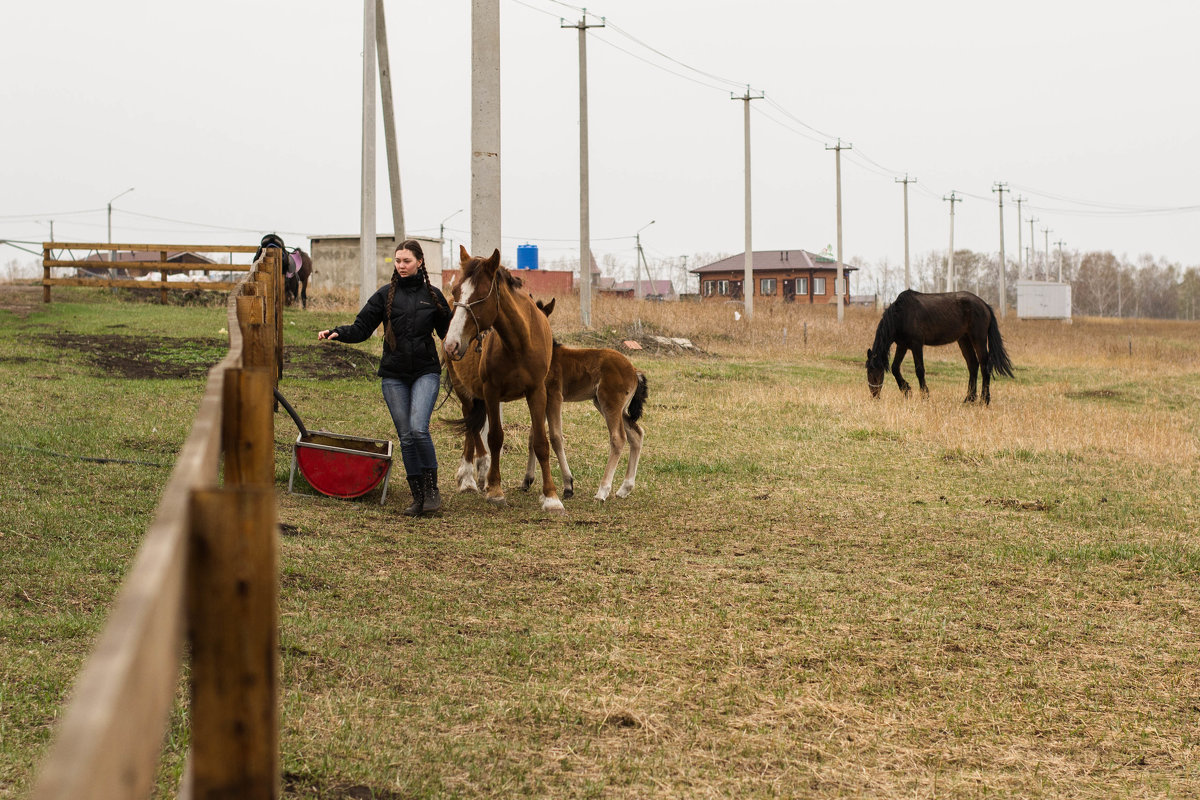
[
  {"x1": 42, "y1": 242, "x2": 261, "y2": 304},
  {"x1": 32, "y1": 250, "x2": 285, "y2": 799}
]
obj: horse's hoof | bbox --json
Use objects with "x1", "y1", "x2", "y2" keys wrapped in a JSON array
[
  {"x1": 616, "y1": 483, "x2": 634, "y2": 499},
  {"x1": 541, "y1": 496, "x2": 566, "y2": 514},
  {"x1": 519, "y1": 478, "x2": 533, "y2": 492},
  {"x1": 562, "y1": 486, "x2": 574, "y2": 500},
  {"x1": 486, "y1": 495, "x2": 507, "y2": 507},
  {"x1": 594, "y1": 486, "x2": 612, "y2": 501}
]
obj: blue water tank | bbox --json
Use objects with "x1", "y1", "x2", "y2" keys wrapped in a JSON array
[{"x1": 516, "y1": 243, "x2": 539, "y2": 270}]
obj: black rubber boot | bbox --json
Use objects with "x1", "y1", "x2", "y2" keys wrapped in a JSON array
[
  {"x1": 402, "y1": 475, "x2": 424, "y2": 517},
  {"x1": 422, "y1": 469, "x2": 442, "y2": 514}
]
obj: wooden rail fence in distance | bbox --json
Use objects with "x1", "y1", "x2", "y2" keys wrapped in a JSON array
[
  {"x1": 32, "y1": 248, "x2": 285, "y2": 799},
  {"x1": 42, "y1": 242, "x2": 261, "y2": 304}
]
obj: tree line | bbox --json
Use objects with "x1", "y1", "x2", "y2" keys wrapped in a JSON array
[{"x1": 861, "y1": 250, "x2": 1200, "y2": 320}]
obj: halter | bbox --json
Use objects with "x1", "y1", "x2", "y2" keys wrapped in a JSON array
[
  {"x1": 867, "y1": 379, "x2": 886, "y2": 389},
  {"x1": 447, "y1": 270, "x2": 499, "y2": 361}
]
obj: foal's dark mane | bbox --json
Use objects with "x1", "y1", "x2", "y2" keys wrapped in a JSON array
[{"x1": 868, "y1": 292, "x2": 907, "y2": 368}]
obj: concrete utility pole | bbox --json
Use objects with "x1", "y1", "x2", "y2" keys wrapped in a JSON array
[
  {"x1": 360, "y1": 0, "x2": 377, "y2": 307},
  {"x1": 992, "y1": 182, "x2": 1009, "y2": 317},
  {"x1": 472, "y1": 1, "x2": 502, "y2": 259},
  {"x1": 1014, "y1": 195, "x2": 1025, "y2": 279},
  {"x1": 943, "y1": 191, "x2": 963, "y2": 292},
  {"x1": 106, "y1": 187, "x2": 134, "y2": 275},
  {"x1": 734, "y1": 86, "x2": 764, "y2": 319},
  {"x1": 376, "y1": 0, "x2": 405, "y2": 247},
  {"x1": 896, "y1": 174, "x2": 916, "y2": 291},
  {"x1": 1042, "y1": 226, "x2": 1052, "y2": 281},
  {"x1": 826, "y1": 139, "x2": 852, "y2": 322},
  {"x1": 563, "y1": 10, "x2": 604, "y2": 327},
  {"x1": 1028, "y1": 216, "x2": 1039, "y2": 280},
  {"x1": 634, "y1": 220, "x2": 654, "y2": 299},
  {"x1": 1054, "y1": 239, "x2": 1066, "y2": 282}
]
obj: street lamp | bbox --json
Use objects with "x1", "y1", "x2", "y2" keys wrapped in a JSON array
[
  {"x1": 634, "y1": 220, "x2": 654, "y2": 299},
  {"x1": 107, "y1": 187, "x2": 134, "y2": 272},
  {"x1": 439, "y1": 208, "x2": 464, "y2": 270}
]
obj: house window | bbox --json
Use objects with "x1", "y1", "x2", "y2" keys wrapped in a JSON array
[
  {"x1": 759, "y1": 278, "x2": 776, "y2": 296},
  {"x1": 813, "y1": 277, "x2": 827, "y2": 295},
  {"x1": 797, "y1": 277, "x2": 808, "y2": 295},
  {"x1": 703, "y1": 280, "x2": 714, "y2": 297},
  {"x1": 716, "y1": 280, "x2": 730, "y2": 296}
]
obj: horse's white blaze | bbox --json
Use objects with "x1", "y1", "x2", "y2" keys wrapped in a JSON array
[{"x1": 443, "y1": 276, "x2": 475, "y2": 354}]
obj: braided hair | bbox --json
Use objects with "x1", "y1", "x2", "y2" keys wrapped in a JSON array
[{"x1": 384, "y1": 239, "x2": 451, "y2": 350}]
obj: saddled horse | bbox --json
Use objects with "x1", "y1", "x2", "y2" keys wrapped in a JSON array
[
  {"x1": 254, "y1": 233, "x2": 311, "y2": 308},
  {"x1": 522, "y1": 298, "x2": 648, "y2": 501},
  {"x1": 866, "y1": 289, "x2": 1014, "y2": 405},
  {"x1": 443, "y1": 247, "x2": 563, "y2": 513}
]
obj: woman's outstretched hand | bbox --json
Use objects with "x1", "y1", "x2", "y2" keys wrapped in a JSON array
[{"x1": 317, "y1": 330, "x2": 339, "y2": 340}]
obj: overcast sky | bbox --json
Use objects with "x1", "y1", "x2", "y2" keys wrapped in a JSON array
[{"x1": 3, "y1": 1, "x2": 1198, "y2": 289}]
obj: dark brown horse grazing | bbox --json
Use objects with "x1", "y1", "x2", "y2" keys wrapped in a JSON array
[
  {"x1": 523, "y1": 299, "x2": 647, "y2": 501},
  {"x1": 443, "y1": 247, "x2": 563, "y2": 512},
  {"x1": 866, "y1": 289, "x2": 1014, "y2": 404}
]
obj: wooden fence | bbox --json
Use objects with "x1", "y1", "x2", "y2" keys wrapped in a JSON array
[
  {"x1": 42, "y1": 243, "x2": 260, "y2": 304},
  {"x1": 32, "y1": 249, "x2": 286, "y2": 799}
]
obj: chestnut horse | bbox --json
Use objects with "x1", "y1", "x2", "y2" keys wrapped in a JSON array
[
  {"x1": 443, "y1": 247, "x2": 563, "y2": 512},
  {"x1": 866, "y1": 289, "x2": 1014, "y2": 405},
  {"x1": 521, "y1": 299, "x2": 648, "y2": 501}
]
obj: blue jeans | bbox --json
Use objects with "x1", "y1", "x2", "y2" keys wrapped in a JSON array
[{"x1": 381, "y1": 373, "x2": 441, "y2": 478}]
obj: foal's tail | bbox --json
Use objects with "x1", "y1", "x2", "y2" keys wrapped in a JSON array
[
  {"x1": 448, "y1": 397, "x2": 488, "y2": 436},
  {"x1": 625, "y1": 373, "x2": 648, "y2": 424},
  {"x1": 988, "y1": 314, "x2": 1015, "y2": 378}
]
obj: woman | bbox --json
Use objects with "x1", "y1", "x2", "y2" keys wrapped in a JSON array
[{"x1": 318, "y1": 240, "x2": 452, "y2": 516}]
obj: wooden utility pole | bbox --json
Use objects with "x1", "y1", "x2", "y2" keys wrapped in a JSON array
[
  {"x1": 1028, "y1": 216, "x2": 1039, "y2": 280},
  {"x1": 896, "y1": 174, "x2": 916, "y2": 291},
  {"x1": 1042, "y1": 226, "x2": 1052, "y2": 281},
  {"x1": 992, "y1": 182, "x2": 1009, "y2": 317},
  {"x1": 1055, "y1": 239, "x2": 1066, "y2": 282},
  {"x1": 943, "y1": 191, "x2": 963, "y2": 292},
  {"x1": 360, "y1": 0, "x2": 377, "y2": 308},
  {"x1": 563, "y1": 11, "x2": 604, "y2": 327},
  {"x1": 826, "y1": 139, "x2": 851, "y2": 322},
  {"x1": 376, "y1": 0, "x2": 404, "y2": 246},
  {"x1": 472, "y1": 1, "x2": 502, "y2": 258},
  {"x1": 1014, "y1": 195, "x2": 1025, "y2": 279},
  {"x1": 734, "y1": 87, "x2": 763, "y2": 319}
]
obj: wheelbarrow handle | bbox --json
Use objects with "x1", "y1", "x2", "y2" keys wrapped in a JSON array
[{"x1": 273, "y1": 389, "x2": 309, "y2": 439}]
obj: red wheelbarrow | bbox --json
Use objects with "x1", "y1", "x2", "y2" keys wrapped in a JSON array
[{"x1": 275, "y1": 390, "x2": 394, "y2": 504}]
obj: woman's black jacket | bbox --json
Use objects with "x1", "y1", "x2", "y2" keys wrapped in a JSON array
[{"x1": 331, "y1": 275, "x2": 451, "y2": 381}]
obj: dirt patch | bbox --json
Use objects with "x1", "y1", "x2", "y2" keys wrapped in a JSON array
[
  {"x1": 39, "y1": 333, "x2": 378, "y2": 381},
  {"x1": 0, "y1": 284, "x2": 42, "y2": 319},
  {"x1": 45, "y1": 333, "x2": 227, "y2": 380}
]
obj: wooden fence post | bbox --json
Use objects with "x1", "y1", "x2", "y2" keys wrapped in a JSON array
[
  {"x1": 222, "y1": 367, "x2": 275, "y2": 488},
  {"x1": 43, "y1": 247, "x2": 51, "y2": 303},
  {"x1": 236, "y1": 292, "x2": 271, "y2": 372},
  {"x1": 187, "y1": 486, "x2": 279, "y2": 800},
  {"x1": 160, "y1": 250, "x2": 169, "y2": 304}
]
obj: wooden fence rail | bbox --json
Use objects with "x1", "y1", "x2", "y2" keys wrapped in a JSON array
[
  {"x1": 32, "y1": 248, "x2": 285, "y2": 800},
  {"x1": 42, "y1": 242, "x2": 261, "y2": 304}
]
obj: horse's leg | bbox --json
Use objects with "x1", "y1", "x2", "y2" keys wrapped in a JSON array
[
  {"x1": 594, "y1": 396, "x2": 628, "y2": 501},
  {"x1": 976, "y1": 335, "x2": 993, "y2": 406},
  {"x1": 891, "y1": 345, "x2": 912, "y2": 396},
  {"x1": 958, "y1": 338, "x2": 979, "y2": 403},
  {"x1": 548, "y1": 392, "x2": 573, "y2": 499},
  {"x1": 615, "y1": 417, "x2": 644, "y2": 499},
  {"x1": 912, "y1": 346, "x2": 930, "y2": 397},
  {"x1": 526, "y1": 386, "x2": 564, "y2": 513},
  {"x1": 483, "y1": 398, "x2": 506, "y2": 505},
  {"x1": 300, "y1": 277, "x2": 308, "y2": 310},
  {"x1": 455, "y1": 399, "x2": 481, "y2": 494},
  {"x1": 475, "y1": 415, "x2": 492, "y2": 487}
]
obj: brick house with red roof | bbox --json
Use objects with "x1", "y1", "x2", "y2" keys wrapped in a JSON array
[{"x1": 691, "y1": 249, "x2": 858, "y2": 304}]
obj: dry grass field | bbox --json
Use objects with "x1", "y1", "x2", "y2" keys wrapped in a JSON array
[{"x1": 1, "y1": 285, "x2": 1198, "y2": 798}]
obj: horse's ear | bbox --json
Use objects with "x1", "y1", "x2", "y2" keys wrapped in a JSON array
[
  {"x1": 543, "y1": 298, "x2": 555, "y2": 317},
  {"x1": 866, "y1": 348, "x2": 873, "y2": 360},
  {"x1": 458, "y1": 245, "x2": 470, "y2": 266},
  {"x1": 484, "y1": 249, "x2": 501, "y2": 271}
]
